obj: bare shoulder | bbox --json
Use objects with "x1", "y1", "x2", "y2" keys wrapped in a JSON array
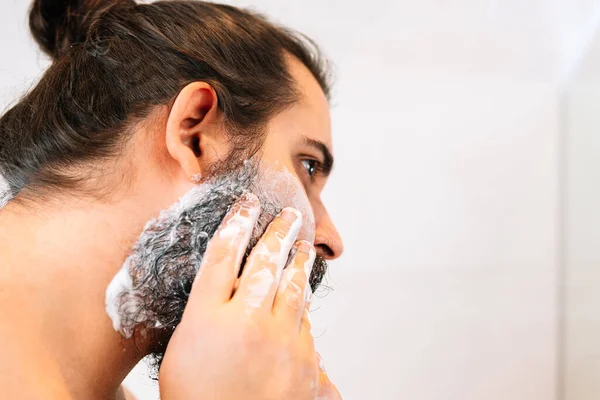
[{"x1": 0, "y1": 329, "x2": 73, "y2": 399}]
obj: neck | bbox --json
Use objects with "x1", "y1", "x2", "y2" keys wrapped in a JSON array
[{"x1": 0, "y1": 193, "x2": 160, "y2": 398}]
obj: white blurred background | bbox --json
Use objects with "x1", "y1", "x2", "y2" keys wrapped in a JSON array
[
  {"x1": 2, "y1": 0, "x2": 600, "y2": 399},
  {"x1": 563, "y1": 23, "x2": 600, "y2": 400}
]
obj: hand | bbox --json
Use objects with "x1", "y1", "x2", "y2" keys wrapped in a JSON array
[{"x1": 159, "y1": 193, "x2": 341, "y2": 400}]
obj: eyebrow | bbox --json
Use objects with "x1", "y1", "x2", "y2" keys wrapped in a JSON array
[{"x1": 303, "y1": 136, "x2": 334, "y2": 176}]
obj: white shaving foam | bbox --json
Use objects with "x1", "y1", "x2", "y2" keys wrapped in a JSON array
[
  {"x1": 105, "y1": 259, "x2": 137, "y2": 336},
  {"x1": 0, "y1": 172, "x2": 11, "y2": 209},
  {"x1": 105, "y1": 161, "x2": 316, "y2": 336},
  {"x1": 242, "y1": 209, "x2": 302, "y2": 310},
  {"x1": 105, "y1": 180, "x2": 217, "y2": 337},
  {"x1": 195, "y1": 202, "x2": 260, "y2": 284},
  {"x1": 243, "y1": 267, "x2": 276, "y2": 309}
]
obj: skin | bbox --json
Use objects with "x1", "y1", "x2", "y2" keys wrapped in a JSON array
[
  {"x1": 160, "y1": 195, "x2": 331, "y2": 399},
  {"x1": 0, "y1": 57, "x2": 343, "y2": 399}
]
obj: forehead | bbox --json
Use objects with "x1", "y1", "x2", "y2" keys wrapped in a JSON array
[{"x1": 281, "y1": 57, "x2": 333, "y2": 148}]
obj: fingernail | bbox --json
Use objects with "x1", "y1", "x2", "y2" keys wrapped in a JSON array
[
  {"x1": 296, "y1": 240, "x2": 313, "y2": 254},
  {"x1": 280, "y1": 207, "x2": 301, "y2": 223}
]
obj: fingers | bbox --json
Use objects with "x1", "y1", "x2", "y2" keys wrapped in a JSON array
[
  {"x1": 233, "y1": 207, "x2": 302, "y2": 312},
  {"x1": 299, "y1": 278, "x2": 313, "y2": 340},
  {"x1": 187, "y1": 193, "x2": 260, "y2": 309},
  {"x1": 273, "y1": 240, "x2": 315, "y2": 330},
  {"x1": 316, "y1": 353, "x2": 343, "y2": 400}
]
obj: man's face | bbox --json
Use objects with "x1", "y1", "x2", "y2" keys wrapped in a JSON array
[
  {"x1": 106, "y1": 58, "x2": 343, "y2": 369},
  {"x1": 260, "y1": 58, "x2": 343, "y2": 262}
]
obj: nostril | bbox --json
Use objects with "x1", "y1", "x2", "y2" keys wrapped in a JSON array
[{"x1": 316, "y1": 243, "x2": 334, "y2": 259}]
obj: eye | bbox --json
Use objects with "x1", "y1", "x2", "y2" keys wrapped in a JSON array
[{"x1": 301, "y1": 159, "x2": 318, "y2": 178}]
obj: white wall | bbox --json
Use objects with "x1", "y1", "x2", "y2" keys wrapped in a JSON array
[
  {"x1": 3, "y1": 0, "x2": 599, "y2": 399},
  {"x1": 563, "y1": 27, "x2": 600, "y2": 400}
]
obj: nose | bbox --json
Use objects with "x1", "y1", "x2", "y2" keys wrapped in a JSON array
[{"x1": 312, "y1": 200, "x2": 344, "y2": 260}]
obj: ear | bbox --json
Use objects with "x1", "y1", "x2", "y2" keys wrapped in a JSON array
[{"x1": 165, "y1": 82, "x2": 225, "y2": 182}]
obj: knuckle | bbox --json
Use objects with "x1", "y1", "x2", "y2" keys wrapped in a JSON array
[
  {"x1": 252, "y1": 253, "x2": 278, "y2": 272},
  {"x1": 293, "y1": 250, "x2": 311, "y2": 267}
]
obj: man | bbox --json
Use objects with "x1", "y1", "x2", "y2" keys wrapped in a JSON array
[{"x1": 0, "y1": 0, "x2": 343, "y2": 398}]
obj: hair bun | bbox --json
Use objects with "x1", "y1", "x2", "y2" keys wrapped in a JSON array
[{"x1": 29, "y1": 0, "x2": 119, "y2": 59}]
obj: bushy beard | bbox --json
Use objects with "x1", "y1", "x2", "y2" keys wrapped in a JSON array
[{"x1": 105, "y1": 160, "x2": 328, "y2": 373}]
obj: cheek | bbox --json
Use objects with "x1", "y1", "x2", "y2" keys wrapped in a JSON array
[{"x1": 253, "y1": 163, "x2": 315, "y2": 243}]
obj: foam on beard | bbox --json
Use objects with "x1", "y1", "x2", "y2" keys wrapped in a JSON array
[
  {"x1": 0, "y1": 171, "x2": 11, "y2": 208},
  {"x1": 105, "y1": 160, "x2": 317, "y2": 339}
]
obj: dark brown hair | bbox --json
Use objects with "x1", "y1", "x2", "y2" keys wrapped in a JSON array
[{"x1": 0, "y1": 0, "x2": 330, "y2": 201}]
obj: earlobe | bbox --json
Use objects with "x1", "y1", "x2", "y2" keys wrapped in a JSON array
[{"x1": 164, "y1": 82, "x2": 220, "y2": 182}]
